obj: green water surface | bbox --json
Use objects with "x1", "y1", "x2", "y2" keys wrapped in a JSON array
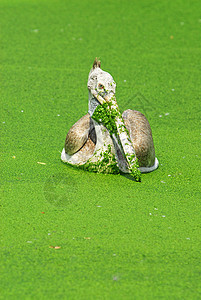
[{"x1": 1, "y1": 0, "x2": 201, "y2": 299}]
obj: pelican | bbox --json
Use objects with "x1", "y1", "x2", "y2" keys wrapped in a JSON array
[{"x1": 61, "y1": 58, "x2": 159, "y2": 181}]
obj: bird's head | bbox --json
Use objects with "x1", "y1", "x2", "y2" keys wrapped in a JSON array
[{"x1": 87, "y1": 58, "x2": 116, "y2": 105}]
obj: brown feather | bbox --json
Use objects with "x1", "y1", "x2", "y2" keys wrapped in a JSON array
[{"x1": 93, "y1": 57, "x2": 101, "y2": 69}]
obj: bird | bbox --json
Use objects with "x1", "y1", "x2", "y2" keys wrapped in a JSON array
[{"x1": 61, "y1": 58, "x2": 159, "y2": 178}]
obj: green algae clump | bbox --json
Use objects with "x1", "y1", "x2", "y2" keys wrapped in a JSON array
[
  {"x1": 83, "y1": 144, "x2": 120, "y2": 175},
  {"x1": 92, "y1": 102, "x2": 120, "y2": 136}
]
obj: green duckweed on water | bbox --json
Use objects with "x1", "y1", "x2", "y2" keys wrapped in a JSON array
[{"x1": 1, "y1": 0, "x2": 201, "y2": 299}]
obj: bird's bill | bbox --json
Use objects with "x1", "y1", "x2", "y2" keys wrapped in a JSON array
[
  {"x1": 92, "y1": 90, "x2": 117, "y2": 106},
  {"x1": 92, "y1": 91, "x2": 106, "y2": 105},
  {"x1": 104, "y1": 93, "x2": 117, "y2": 105}
]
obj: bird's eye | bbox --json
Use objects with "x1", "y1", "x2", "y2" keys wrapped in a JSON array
[{"x1": 98, "y1": 83, "x2": 104, "y2": 89}]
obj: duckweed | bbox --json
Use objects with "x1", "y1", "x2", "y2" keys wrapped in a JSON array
[
  {"x1": 92, "y1": 101, "x2": 120, "y2": 135},
  {"x1": 83, "y1": 144, "x2": 119, "y2": 174}
]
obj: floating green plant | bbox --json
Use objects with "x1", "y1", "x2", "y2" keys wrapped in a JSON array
[
  {"x1": 92, "y1": 101, "x2": 120, "y2": 135},
  {"x1": 83, "y1": 144, "x2": 120, "y2": 174}
]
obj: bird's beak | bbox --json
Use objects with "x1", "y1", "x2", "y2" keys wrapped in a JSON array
[
  {"x1": 92, "y1": 90, "x2": 116, "y2": 106},
  {"x1": 91, "y1": 90, "x2": 106, "y2": 105},
  {"x1": 104, "y1": 92, "x2": 117, "y2": 105},
  {"x1": 91, "y1": 91, "x2": 116, "y2": 104}
]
